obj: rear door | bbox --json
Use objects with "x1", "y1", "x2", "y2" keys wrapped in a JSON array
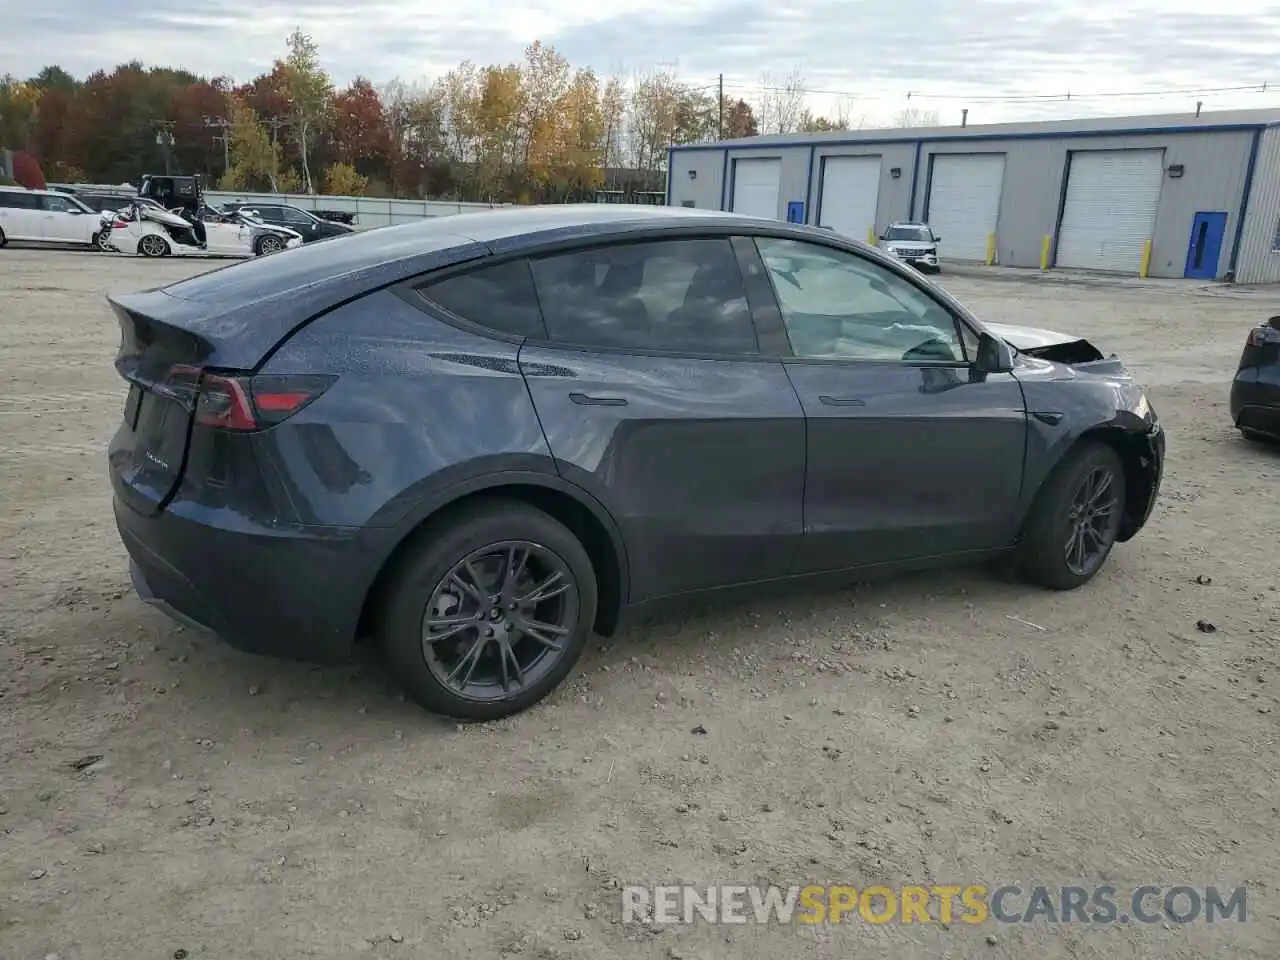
[
  {"x1": 748, "y1": 235, "x2": 1029, "y2": 572},
  {"x1": 0, "y1": 191, "x2": 43, "y2": 239},
  {"x1": 513, "y1": 237, "x2": 807, "y2": 602}
]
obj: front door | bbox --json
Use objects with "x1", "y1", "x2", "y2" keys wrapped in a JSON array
[
  {"x1": 519, "y1": 236, "x2": 807, "y2": 602},
  {"x1": 1183, "y1": 211, "x2": 1227, "y2": 280},
  {"x1": 750, "y1": 235, "x2": 1029, "y2": 573},
  {"x1": 39, "y1": 193, "x2": 94, "y2": 243}
]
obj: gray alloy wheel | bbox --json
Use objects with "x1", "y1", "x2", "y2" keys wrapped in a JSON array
[
  {"x1": 139, "y1": 233, "x2": 169, "y2": 258},
  {"x1": 256, "y1": 235, "x2": 284, "y2": 255},
  {"x1": 95, "y1": 229, "x2": 112, "y2": 252},
  {"x1": 1017, "y1": 441, "x2": 1126, "y2": 590},
  {"x1": 379, "y1": 499, "x2": 598, "y2": 721}
]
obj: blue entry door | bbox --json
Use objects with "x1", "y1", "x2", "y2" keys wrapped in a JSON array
[{"x1": 1184, "y1": 211, "x2": 1227, "y2": 279}]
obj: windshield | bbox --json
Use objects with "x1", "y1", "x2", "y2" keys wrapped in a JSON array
[{"x1": 885, "y1": 225, "x2": 933, "y2": 242}]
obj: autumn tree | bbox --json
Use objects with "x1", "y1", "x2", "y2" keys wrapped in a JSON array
[
  {"x1": 331, "y1": 77, "x2": 390, "y2": 180},
  {"x1": 720, "y1": 97, "x2": 758, "y2": 139},
  {"x1": 0, "y1": 76, "x2": 41, "y2": 149},
  {"x1": 323, "y1": 161, "x2": 367, "y2": 195},
  {"x1": 219, "y1": 96, "x2": 292, "y2": 192},
  {"x1": 280, "y1": 28, "x2": 332, "y2": 193}
]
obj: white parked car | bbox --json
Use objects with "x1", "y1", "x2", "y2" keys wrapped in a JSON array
[
  {"x1": 0, "y1": 186, "x2": 106, "y2": 249},
  {"x1": 108, "y1": 202, "x2": 303, "y2": 258},
  {"x1": 877, "y1": 222, "x2": 941, "y2": 274}
]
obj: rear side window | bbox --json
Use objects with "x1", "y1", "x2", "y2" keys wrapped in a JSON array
[
  {"x1": 0, "y1": 191, "x2": 39, "y2": 209},
  {"x1": 530, "y1": 238, "x2": 757, "y2": 354},
  {"x1": 418, "y1": 259, "x2": 547, "y2": 339}
]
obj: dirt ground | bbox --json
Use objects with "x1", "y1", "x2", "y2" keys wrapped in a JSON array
[{"x1": 1, "y1": 247, "x2": 1278, "y2": 960}]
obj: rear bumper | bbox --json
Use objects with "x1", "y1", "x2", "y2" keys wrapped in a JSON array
[{"x1": 114, "y1": 496, "x2": 373, "y2": 664}]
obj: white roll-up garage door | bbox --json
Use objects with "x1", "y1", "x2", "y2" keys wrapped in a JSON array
[
  {"x1": 731, "y1": 158, "x2": 782, "y2": 219},
  {"x1": 818, "y1": 155, "x2": 882, "y2": 241},
  {"x1": 1056, "y1": 149, "x2": 1164, "y2": 272},
  {"x1": 926, "y1": 154, "x2": 1006, "y2": 261}
]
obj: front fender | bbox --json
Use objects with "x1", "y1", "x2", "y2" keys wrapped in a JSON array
[{"x1": 1017, "y1": 369, "x2": 1162, "y2": 540}]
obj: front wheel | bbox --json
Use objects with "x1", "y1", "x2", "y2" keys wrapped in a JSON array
[
  {"x1": 255, "y1": 235, "x2": 284, "y2": 256},
  {"x1": 1017, "y1": 441, "x2": 1126, "y2": 590},
  {"x1": 380, "y1": 500, "x2": 597, "y2": 721},
  {"x1": 94, "y1": 230, "x2": 112, "y2": 252}
]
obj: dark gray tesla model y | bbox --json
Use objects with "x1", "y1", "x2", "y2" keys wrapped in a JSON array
[{"x1": 108, "y1": 204, "x2": 1164, "y2": 720}]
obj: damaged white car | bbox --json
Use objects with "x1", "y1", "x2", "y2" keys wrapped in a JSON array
[{"x1": 107, "y1": 202, "x2": 303, "y2": 258}]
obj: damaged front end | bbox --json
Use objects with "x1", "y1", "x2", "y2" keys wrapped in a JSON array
[{"x1": 982, "y1": 321, "x2": 1110, "y2": 366}]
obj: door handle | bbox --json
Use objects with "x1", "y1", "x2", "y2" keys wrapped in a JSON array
[
  {"x1": 818, "y1": 395, "x2": 866, "y2": 407},
  {"x1": 569, "y1": 392, "x2": 628, "y2": 406}
]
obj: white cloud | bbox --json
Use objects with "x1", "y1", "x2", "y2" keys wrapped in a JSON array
[{"x1": 3, "y1": 0, "x2": 1280, "y2": 124}]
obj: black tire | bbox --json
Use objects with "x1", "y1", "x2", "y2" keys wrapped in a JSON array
[
  {"x1": 379, "y1": 499, "x2": 598, "y2": 721},
  {"x1": 0, "y1": 226, "x2": 7, "y2": 248},
  {"x1": 138, "y1": 234, "x2": 169, "y2": 258},
  {"x1": 94, "y1": 229, "x2": 112, "y2": 252},
  {"x1": 1016, "y1": 441, "x2": 1126, "y2": 590},
  {"x1": 1241, "y1": 427, "x2": 1273, "y2": 444}
]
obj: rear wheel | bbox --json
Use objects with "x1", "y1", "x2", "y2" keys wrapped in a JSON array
[
  {"x1": 0, "y1": 226, "x2": 6, "y2": 248},
  {"x1": 139, "y1": 234, "x2": 169, "y2": 258},
  {"x1": 94, "y1": 229, "x2": 112, "y2": 252},
  {"x1": 379, "y1": 500, "x2": 597, "y2": 721},
  {"x1": 1017, "y1": 441, "x2": 1126, "y2": 590}
]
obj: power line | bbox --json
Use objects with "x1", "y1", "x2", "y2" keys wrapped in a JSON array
[{"x1": 720, "y1": 79, "x2": 1276, "y2": 105}]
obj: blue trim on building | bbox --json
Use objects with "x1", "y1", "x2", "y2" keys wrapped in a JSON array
[
  {"x1": 1228, "y1": 127, "x2": 1263, "y2": 277},
  {"x1": 720, "y1": 152, "x2": 731, "y2": 210},
  {"x1": 665, "y1": 146, "x2": 673, "y2": 205},
  {"x1": 907, "y1": 141, "x2": 922, "y2": 219},
  {"x1": 671, "y1": 121, "x2": 1273, "y2": 153},
  {"x1": 803, "y1": 145, "x2": 817, "y2": 222}
]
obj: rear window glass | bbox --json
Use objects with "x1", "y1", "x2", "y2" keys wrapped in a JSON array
[
  {"x1": 418, "y1": 260, "x2": 546, "y2": 339},
  {"x1": 529, "y1": 238, "x2": 757, "y2": 354}
]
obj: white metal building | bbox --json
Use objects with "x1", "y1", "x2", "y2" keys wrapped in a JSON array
[{"x1": 667, "y1": 108, "x2": 1280, "y2": 283}]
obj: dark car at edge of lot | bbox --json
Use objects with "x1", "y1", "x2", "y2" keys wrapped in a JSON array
[
  {"x1": 1230, "y1": 314, "x2": 1280, "y2": 443},
  {"x1": 220, "y1": 201, "x2": 355, "y2": 242},
  {"x1": 106, "y1": 204, "x2": 1165, "y2": 721}
]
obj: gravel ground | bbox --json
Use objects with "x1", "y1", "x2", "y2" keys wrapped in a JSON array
[{"x1": 1, "y1": 247, "x2": 1278, "y2": 960}]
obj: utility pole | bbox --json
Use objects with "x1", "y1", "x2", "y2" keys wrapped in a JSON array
[
  {"x1": 202, "y1": 116, "x2": 232, "y2": 176},
  {"x1": 152, "y1": 120, "x2": 176, "y2": 175},
  {"x1": 718, "y1": 73, "x2": 724, "y2": 140}
]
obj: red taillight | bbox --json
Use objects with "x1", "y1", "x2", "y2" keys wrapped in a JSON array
[
  {"x1": 112, "y1": 220, "x2": 129, "y2": 229},
  {"x1": 193, "y1": 372, "x2": 335, "y2": 431}
]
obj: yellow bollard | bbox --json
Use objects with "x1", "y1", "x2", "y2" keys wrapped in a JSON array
[
  {"x1": 867, "y1": 226, "x2": 877, "y2": 246},
  {"x1": 1139, "y1": 239, "x2": 1153, "y2": 279},
  {"x1": 985, "y1": 233, "x2": 996, "y2": 266},
  {"x1": 1040, "y1": 234, "x2": 1052, "y2": 271}
]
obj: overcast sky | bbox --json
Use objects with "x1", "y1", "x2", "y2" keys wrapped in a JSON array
[{"x1": 3, "y1": 0, "x2": 1280, "y2": 125}]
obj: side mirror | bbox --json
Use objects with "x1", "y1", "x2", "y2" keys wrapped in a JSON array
[
  {"x1": 933, "y1": 236, "x2": 942, "y2": 242},
  {"x1": 974, "y1": 331, "x2": 1014, "y2": 374}
]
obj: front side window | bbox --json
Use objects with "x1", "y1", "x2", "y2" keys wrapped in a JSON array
[
  {"x1": 41, "y1": 194, "x2": 76, "y2": 213},
  {"x1": 418, "y1": 259, "x2": 547, "y2": 339},
  {"x1": 756, "y1": 237, "x2": 967, "y2": 363},
  {"x1": 280, "y1": 207, "x2": 314, "y2": 225},
  {"x1": 530, "y1": 238, "x2": 757, "y2": 354}
]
